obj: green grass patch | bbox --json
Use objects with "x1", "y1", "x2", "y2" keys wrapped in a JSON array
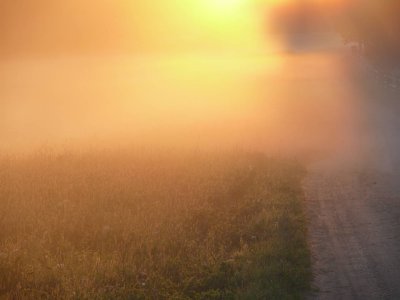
[{"x1": 0, "y1": 150, "x2": 311, "y2": 299}]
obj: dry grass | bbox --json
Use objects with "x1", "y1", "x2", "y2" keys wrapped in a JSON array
[{"x1": 0, "y1": 149, "x2": 311, "y2": 299}]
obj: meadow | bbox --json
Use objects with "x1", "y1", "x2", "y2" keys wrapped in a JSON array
[{"x1": 0, "y1": 149, "x2": 311, "y2": 299}]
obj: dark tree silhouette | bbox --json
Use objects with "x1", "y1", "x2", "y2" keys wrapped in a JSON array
[{"x1": 339, "y1": 0, "x2": 400, "y2": 66}]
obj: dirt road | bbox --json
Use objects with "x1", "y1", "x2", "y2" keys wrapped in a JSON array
[{"x1": 304, "y1": 58, "x2": 400, "y2": 299}]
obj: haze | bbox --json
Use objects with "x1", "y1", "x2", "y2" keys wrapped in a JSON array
[{"x1": 0, "y1": 0, "x2": 354, "y2": 157}]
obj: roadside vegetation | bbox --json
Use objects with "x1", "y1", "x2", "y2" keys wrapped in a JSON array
[{"x1": 0, "y1": 149, "x2": 311, "y2": 299}]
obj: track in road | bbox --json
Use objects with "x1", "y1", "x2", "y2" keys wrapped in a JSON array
[{"x1": 304, "y1": 57, "x2": 400, "y2": 300}]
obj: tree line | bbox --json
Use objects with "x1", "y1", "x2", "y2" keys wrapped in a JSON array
[{"x1": 338, "y1": 0, "x2": 400, "y2": 65}]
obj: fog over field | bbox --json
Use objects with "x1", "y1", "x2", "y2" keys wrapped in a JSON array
[
  {"x1": 5, "y1": 1, "x2": 400, "y2": 299},
  {"x1": 1, "y1": 51, "x2": 359, "y2": 159},
  {"x1": 0, "y1": 0, "x2": 352, "y2": 157}
]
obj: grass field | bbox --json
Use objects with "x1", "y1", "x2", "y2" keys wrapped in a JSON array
[{"x1": 0, "y1": 149, "x2": 311, "y2": 299}]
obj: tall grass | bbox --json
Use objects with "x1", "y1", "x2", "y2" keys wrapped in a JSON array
[{"x1": 0, "y1": 149, "x2": 311, "y2": 299}]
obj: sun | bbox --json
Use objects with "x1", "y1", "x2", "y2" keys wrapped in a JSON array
[{"x1": 211, "y1": 0, "x2": 246, "y2": 12}]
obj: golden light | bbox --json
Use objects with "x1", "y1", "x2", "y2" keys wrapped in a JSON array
[{"x1": 210, "y1": 0, "x2": 247, "y2": 12}]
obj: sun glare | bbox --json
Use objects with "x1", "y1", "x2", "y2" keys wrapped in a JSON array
[{"x1": 212, "y1": 0, "x2": 246, "y2": 11}]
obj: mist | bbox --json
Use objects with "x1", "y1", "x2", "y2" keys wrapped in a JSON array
[
  {"x1": 0, "y1": 0, "x2": 359, "y2": 159},
  {"x1": 4, "y1": 2, "x2": 400, "y2": 299}
]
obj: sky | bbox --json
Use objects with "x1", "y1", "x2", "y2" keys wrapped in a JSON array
[
  {"x1": 0, "y1": 0, "x2": 274, "y2": 58},
  {"x1": 0, "y1": 0, "x2": 352, "y2": 154}
]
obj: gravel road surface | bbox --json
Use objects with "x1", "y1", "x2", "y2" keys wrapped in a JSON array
[{"x1": 304, "y1": 56, "x2": 400, "y2": 299}]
